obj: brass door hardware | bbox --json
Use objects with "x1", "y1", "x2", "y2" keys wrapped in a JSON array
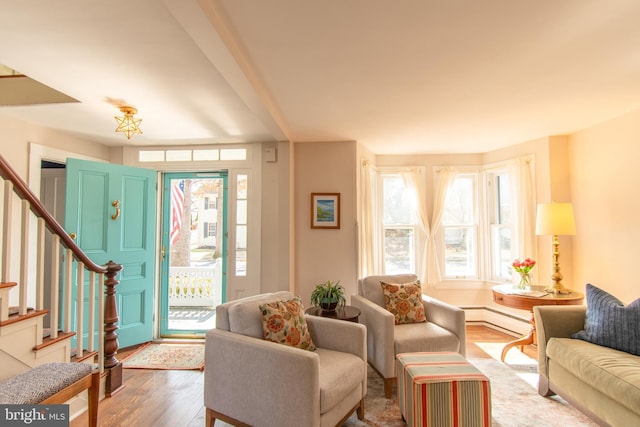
[{"x1": 111, "y1": 200, "x2": 121, "y2": 220}]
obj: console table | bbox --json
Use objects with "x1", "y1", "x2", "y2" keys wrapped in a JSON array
[
  {"x1": 305, "y1": 305, "x2": 361, "y2": 323},
  {"x1": 491, "y1": 284, "x2": 583, "y2": 362}
]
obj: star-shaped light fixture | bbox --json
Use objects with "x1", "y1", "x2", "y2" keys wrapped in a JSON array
[{"x1": 115, "y1": 106, "x2": 142, "y2": 139}]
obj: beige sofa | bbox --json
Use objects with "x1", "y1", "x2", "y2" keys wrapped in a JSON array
[
  {"x1": 534, "y1": 305, "x2": 640, "y2": 426},
  {"x1": 204, "y1": 291, "x2": 367, "y2": 427}
]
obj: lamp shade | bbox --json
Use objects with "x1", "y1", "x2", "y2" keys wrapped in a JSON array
[{"x1": 535, "y1": 202, "x2": 576, "y2": 236}]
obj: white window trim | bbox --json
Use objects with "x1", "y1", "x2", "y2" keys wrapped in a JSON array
[{"x1": 438, "y1": 170, "x2": 481, "y2": 283}]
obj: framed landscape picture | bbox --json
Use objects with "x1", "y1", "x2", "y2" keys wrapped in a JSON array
[{"x1": 310, "y1": 193, "x2": 340, "y2": 229}]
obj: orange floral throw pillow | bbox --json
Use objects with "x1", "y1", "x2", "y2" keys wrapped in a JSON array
[
  {"x1": 381, "y1": 281, "x2": 426, "y2": 325},
  {"x1": 259, "y1": 296, "x2": 316, "y2": 351}
]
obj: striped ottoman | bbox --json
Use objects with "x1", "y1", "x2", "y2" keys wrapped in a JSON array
[{"x1": 397, "y1": 352, "x2": 491, "y2": 427}]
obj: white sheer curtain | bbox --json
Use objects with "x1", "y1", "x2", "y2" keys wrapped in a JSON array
[
  {"x1": 358, "y1": 160, "x2": 377, "y2": 277},
  {"x1": 401, "y1": 169, "x2": 430, "y2": 285},
  {"x1": 509, "y1": 156, "x2": 537, "y2": 280},
  {"x1": 426, "y1": 167, "x2": 456, "y2": 286}
]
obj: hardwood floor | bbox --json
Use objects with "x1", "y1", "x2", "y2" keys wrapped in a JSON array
[{"x1": 70, "y1": 325, "x2": 537, "y2": 427}]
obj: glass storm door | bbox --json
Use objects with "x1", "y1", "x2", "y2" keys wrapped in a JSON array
[{"x1": 160, "y1": 172, "x2": 228, "y2": 336}]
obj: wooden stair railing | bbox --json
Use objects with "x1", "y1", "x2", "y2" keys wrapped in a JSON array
[{"x1": 0, "y1": 153, "x2": 124, "y2": 394}]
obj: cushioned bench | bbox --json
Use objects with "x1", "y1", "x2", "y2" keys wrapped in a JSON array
[
  {"x1": 0, "y1": 362, "x2": 99, "y2": 427},
  {"x1": 397, "y1": 352, "x2": 491, "y2": 427}
]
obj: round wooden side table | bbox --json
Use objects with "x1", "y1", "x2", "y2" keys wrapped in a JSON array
[
  {"x1": 491, "y1": 284, "x2": 583, "y2": 362},
  {"x1": 305, "y1": 305, "x2": 361, "y2": 323}
]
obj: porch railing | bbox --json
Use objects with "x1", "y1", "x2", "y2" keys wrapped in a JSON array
[
  {"x1": 0, "y1": 153, "x2": 121, "y2": 374},
  {"x1": 168, "y1": 259, "x2": 223, "y2": 308}
]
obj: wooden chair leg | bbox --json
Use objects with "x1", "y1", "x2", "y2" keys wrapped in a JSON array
[
  {"x1": 206, "y1": 408, "x2": 215, "y2": 427},
  {"x1": 384, "y1": 377, "x2": 395, "y2": 398},
  {"x1": 357, "y1": 399, "x2": 365, "y2": 420}
]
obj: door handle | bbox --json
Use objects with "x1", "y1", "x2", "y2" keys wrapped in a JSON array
[
  {"x1": 111, "y1": 200, "x2": 121, "y2": 220},
  {"x1": 69, "y1": 232, "x2": 77, "y2": 240}
]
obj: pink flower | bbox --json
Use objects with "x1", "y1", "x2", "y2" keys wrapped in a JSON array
[{"x1": 512, "y1": 258, "x2": 536, "y2": 274}]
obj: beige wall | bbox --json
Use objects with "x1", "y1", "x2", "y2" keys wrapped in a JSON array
[
  {"x1": 260, "y1": 141, "x2": 291, "y2": 293},
  {"x1": 569, "y1": 109, "x2": 640, "y2": 304},
  {"x1": 294, "y1": 141, "x2": 358, "y2": 306},
  {"x1": 0, "y1": 114, "x2": 112, "y2": 179}
]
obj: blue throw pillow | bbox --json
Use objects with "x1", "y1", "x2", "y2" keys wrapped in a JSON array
[{"x1": 572, "y1": 284, "x2": 640, "y2": 356}]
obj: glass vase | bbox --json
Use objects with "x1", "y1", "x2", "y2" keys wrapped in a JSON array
[{"x1": 516, "y1": 272, "x2": 531, "y2": 290}]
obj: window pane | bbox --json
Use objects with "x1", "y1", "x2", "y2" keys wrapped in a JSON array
[
  {"x1": 235, "y1": 250, "x2": 247, "y2": 276},
  {"x1": 489, "y1": 171, "x2": 513, "y2": 281},
  {"x1": 193, "y1": 149, "x2": 219, "y2": 161},
  {"x1": 221, "y1": 149, "x2": 247, "y2": 161},
  {"x1": 383, "y1": 176, "x2": 412, "y2": 225},
  {"x1": 165, "y1": 150, "x2": 192, "y2": 161},
  {"x1": 236, "y1": 200, "x2": 247, "y2": 224},
  {"x1": 384, "y1": 228, "x2": 414, "y2": 274},
  {"x1": 444, "y1": 227, "x2": 476, "y2": 277},
  {"x1": 235, "y1": 225, "x2": 247, "y2": 276},
  {"x1": 443, "y1": 177, "x2": 474, "y2": 225},
  {"x1": 497, "y1": 174, "x2": 511, "y2": 224},
  {"x1": 237, "y1": 174, "x2": 248, "y2": 199},
  {"x1": 381, "y1": 174, "x2": 417, "y2": 274},
  {"x1": 139, "y1": 150, "x2": 164, "y2": 162},
  {"x1": 492, "y1": 226, "x2": 512, "y2": 278},
  {"x1": 235, "y1": 174, "x2": 248, "y2": 276}
]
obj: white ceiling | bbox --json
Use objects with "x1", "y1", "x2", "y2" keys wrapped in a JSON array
[{"x1": 1, "y1": 0, "x2": 639, "y2": 154}]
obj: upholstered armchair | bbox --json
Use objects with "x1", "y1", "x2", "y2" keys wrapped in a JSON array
[
  {"x1": 351, "y1": 274, "x2": 466, "y2": 398},
  {"x1": 204, "y1": 291, "x2": 367, "y2": 427}
]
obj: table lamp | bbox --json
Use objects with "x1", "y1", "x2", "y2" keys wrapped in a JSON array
[{"x1": 535, "y1": 202, "x2": 576, "y2": 294}]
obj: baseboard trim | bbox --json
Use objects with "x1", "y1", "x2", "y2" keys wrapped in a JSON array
[{"x1": 461, "y1": 307, "x2": 530, "y2": 336}]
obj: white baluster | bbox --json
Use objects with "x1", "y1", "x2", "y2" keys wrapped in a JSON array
[
  {"x1": 76, "y1": 263, "x2": 84, "y2": 357},
  {"x1": 1, "y1": 181, "x2": 12, "y2": 283},
  {"x1": 19, "y1": 200, "x2": 29, "y2": 315},
  {"x1": 64, "y1": 248, "x2": 72, "y2": 332},
  {"x1": 50, "y1": 235, "x2": 60, "y2": 339},
  {"x1": 88, "y1": 271, "x2": 96, "y2": 352},
  {"x1": 36, "y1": 218, "x2": 45, "y2": 310}
]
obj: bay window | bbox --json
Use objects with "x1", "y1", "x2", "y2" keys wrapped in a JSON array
[{"x1": 363, "y1": 156, "x2": 534, "y2": 287}]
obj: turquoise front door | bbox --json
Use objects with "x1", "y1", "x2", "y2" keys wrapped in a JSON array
[{"x1": 65, "y1": 158, "x2": 157, "y2": 348}]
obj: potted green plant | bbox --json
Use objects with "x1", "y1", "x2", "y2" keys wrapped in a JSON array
[{"x1": 310, "y1": 280, "x2": 346, "y2": 312}]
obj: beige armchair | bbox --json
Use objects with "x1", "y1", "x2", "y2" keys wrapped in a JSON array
[
  {"x1": 351, "y1": 274, "x2": 466, "y2": 398},
  {"x1": 204, "y1": 291, "x2": 367, "y2": 427}
]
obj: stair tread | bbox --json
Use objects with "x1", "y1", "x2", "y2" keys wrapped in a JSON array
[
  {"x1": 0, "y1": 308, "x2": 48, "y2": 326},
  {"x1": 33, "y1": 331, "x2": 76, "y2": 351}
]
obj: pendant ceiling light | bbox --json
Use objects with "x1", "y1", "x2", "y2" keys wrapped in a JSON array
[{"x1": 115, "y1": 106, "x2": 142, "y2": 139}]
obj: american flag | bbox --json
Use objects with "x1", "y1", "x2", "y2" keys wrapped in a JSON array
[{"x1": 170, "y1": 180, "x2": 184, "y2": 245}]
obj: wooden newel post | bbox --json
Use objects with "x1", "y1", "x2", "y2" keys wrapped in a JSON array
[{"x1": 104, "y1": 260, "x2": 124, "y2": 396}]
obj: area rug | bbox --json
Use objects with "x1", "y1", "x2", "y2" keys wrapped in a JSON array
[
  {"x1": 121, "y1": 342, "x2": 205, "y2": 371},
  {"x1": 344, "y1": 356, "x2": 597, "y2": 426}
]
